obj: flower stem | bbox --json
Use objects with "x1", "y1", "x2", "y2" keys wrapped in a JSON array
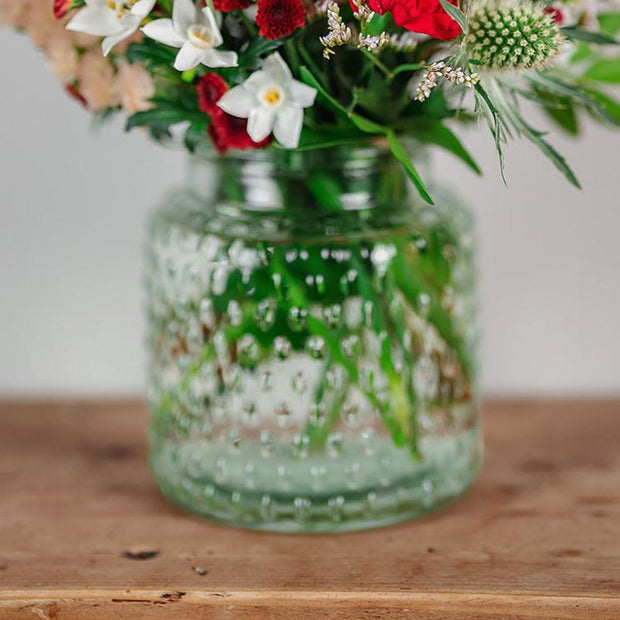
[
  {"x1": 286, "y1": 40, "x2": 301, "y2": 77},
  {"x1": 362, "y1": 49, "x2": 392, "y2": 79}
]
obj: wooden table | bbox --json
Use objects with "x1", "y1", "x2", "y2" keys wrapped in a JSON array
[{"x1": 0, "y1": 400, "x2": 619, "y2": 619}]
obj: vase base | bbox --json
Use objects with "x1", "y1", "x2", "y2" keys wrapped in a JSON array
[{"x1": 150, "y1": 428, "x2": 483, "y2": 533}]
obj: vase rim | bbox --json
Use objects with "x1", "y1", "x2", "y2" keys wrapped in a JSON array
[{"x1": 187, "y1": 138, "x2": 406, "y2": 172}]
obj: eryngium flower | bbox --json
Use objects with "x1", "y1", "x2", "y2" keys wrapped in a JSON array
[{"x1": 465, "y1": 1, "x2": 564, "y2": 70}]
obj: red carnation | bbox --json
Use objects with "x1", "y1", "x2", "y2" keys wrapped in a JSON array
[
  {"x1": 197, "y1": 73, "x2": 229, "y2": 116},
  {"x1": 213, "y1": 0, "x2": 252, "y2": 11},
  {"x1": 197, "y1": 73, "x2": 271, "y2": 155},
  {"x1": 209, "y1": 114, "x2": 272, "y2": 154},
  {"x1": 361, "y1": 0, "x2": 461, "y2": 40},
  {"x1": 256, "y1": 0, "x2": 305, "y2": 40}
]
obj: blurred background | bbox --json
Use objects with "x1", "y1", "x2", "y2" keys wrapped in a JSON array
[{"x1": 1, "y1": 30, "x2": 619, "y2": 398}]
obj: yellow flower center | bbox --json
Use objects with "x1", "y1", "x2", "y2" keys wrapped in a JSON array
[
  {"x1": 264, "y1": 89, "x2": 281, "y2": 105},
  {"x1": 188, "y1": 25, "x2": 213, "y2": 48},
  {"x1": 108, "y1": 1, "x2": 129, "y2": 17}
]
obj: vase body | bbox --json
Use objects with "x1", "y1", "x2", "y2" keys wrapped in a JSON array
[{"x1": 145, "y1": 145, "x2": 482, "y2": 532}]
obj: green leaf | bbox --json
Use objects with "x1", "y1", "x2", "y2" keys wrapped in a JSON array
[
  {"x1": 238, "y1": 36, "x2": 291, "y2": 69},
  {"x1": 527, "y1": 128, "x2": 581, "y2": 188},
  {"x1": 386, "y1": 131, "x2": 434, "y2": 205},
  {"x1": 306, "y1": 172, "x2": 344, "y2": 211},
  {"x1": 183, "y1": 118, "x2": 210, "y2": 152},
  {"x1": 363, "y1": 12, "x2": 391, "y2": 36},
  {"x1": 545, "y1": 98, "x2": 580, "y2": 135},
  {"x1": 413, "y1": 120, "x2": 482, "y2": 174},
  {"x1": 300, "y1": 64, "x2": 436, "y2": 203},
  {"x1": 389, "y1": 62, "x2": 425, "y2": 80},
  {"x1": 598, "y1": 12, "x2": 620, "y2": 36},
  {"x1": 299, "y1": 66, "x2": 386, "y2": 134},
  {"x1": 126, "y1": 40, "x2": 176, "y2": 69},
  {"x1": 561, "y1": 26, "x2": 619, "y2": 46},
  {"x1": 126, "y1": 107, "x2": 204, "y2": 131},
  {"x1": 583, "y1": 57, "x2": 620, "y2": 83},
  {"x1": 474, "y1": 83, "x2": 507, "y2": 184},
  {"x1": 438, "y1": 0, "x2": 466, "y2": 30},
  {"x1": 569, "y1": 42, "x2": 595, "y2": 64},
  {"x1": 581, "y1": 86, "x2": 620, "y2": 124},
  {"x1": 528, "y1": 72, "x2": 620, "y2": 126},
  {"x1": 351, "y1": 115, "x2": 385, "y2": 133},
  {"x1": 288, "y1": 127, "x2": 371, "y2": 151},
  {"x1": 493, "y1": 87, "x2": 581, "y2": 188}
]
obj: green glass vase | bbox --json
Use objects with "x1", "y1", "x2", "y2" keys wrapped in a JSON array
[{"x1": 145, "y1": 144, "x2": 482, "y2": 532}]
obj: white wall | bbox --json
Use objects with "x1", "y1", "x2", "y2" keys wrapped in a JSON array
[{"x1": 1, "y1": 30, "x2": 619, "y2": 397}]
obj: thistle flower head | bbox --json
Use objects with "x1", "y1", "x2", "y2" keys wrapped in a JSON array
[{"x1": 465, "y1": 0, "x2": 564, "y2": 70}]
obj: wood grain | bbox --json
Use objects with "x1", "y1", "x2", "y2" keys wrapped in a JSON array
[{"x1": 0, "y1": 399, "x2": 619, "y2": 618}]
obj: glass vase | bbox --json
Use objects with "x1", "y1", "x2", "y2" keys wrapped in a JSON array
[{"x1": 145, "y1": 144, "x2": 482, "y2": 532}]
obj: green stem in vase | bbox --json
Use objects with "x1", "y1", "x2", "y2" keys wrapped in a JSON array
[
  {"x1": 349, "y1": 249, "x2": 418, "y2": 455},
  {"x1": 390, "y1": 238, "x2": 475, "y2": 384}
]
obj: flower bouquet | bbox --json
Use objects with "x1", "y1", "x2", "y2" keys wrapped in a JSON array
[{"x1": 4, "y1": 0, "x2": 620, "y2": 531}]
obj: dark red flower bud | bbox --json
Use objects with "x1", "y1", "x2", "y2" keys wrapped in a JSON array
[
  {"x1": 544, "y1": 5, "x2": 564, "y2": 24},
  {"x1": 213, "y1": 0, "x2": 253, "y2": 12}
]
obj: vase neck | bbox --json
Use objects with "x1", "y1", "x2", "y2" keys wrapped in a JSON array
[{"x1": 186, "y1": 144, "x2": 426, "y2": 217}]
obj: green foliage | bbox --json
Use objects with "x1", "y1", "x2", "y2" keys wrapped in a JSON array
[
  {"x1": 300, "y1": 66, "x2": 433, "y2": 203},
  {"x1": 285, "y1": 127, "x2": 371, "y2": 151},
  {"x1": 598, "y1": 12, "x2": 620, "y2": 36},
  {"x1": 538, "y1": 92, "x2": 580, "y2": 135},
  {"x1": 412, "y1": 120, "x2": 482, "y2": 174},
  {"x1": 237, "y1": 36, "x2": 292, "y2": 70},
  {"x1": 126, "y1": 39, "x2": 177, "y2": 72},
  {"x1": 582, "y1": 87, "x2": 620, "y2": 124},
  {"x1": 477, "y1": 79, "x2": 581, "y2": 188},
  {"x1": 584, "y1": 56, "x2": 620, "y2": 83},
  {"x1": 561, "y1": 26, "x2": 619, "y2": 46},
  {"x1": 113, "y1": 0, "x2": 620, "y2": 195},
  {"x1": 386, "y1": 132, "x2": 434, "y2": 204}
]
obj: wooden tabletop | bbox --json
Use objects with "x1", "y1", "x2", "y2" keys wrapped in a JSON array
[{"x1": 0, "y1": 399, "x2": 619, "y2": 619}]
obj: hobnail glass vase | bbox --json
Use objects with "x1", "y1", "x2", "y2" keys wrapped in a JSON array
[{"x1": 145, "y1": 144, "x2": 482, "y2": 532}]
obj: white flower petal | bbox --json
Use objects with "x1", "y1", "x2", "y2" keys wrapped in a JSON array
[
  {"x1": 248, "y1": 107, "x2": 275, "y2": 142},
  {"x1": 200, "y1": 8, "x2": 223, "y2": 47},
  {"x1": 263, "y1": 52, "x2": 292, "y2": 85},
  {"x1": 273, "y1": 105, "x2": 303, "y2": 148},
  {"x1": 142, "y1": 18, "x2": 185, "y2": 48},
  {"x1": 244, "y1": 70, "x2": 270, "y2": 93},
  {"x1": 132, "y1": 0, "x2": 156, "y2": 18},
  {"x1": 290, "y1": 80, "x2": 317, "y2": 108},
  {"x1": 174, "y1": 40, "x2": 204, "y2": 71},
  {"x1": 217, "y1": 86, "x2": 255, "y2": 118},
  {"x1": 102, "y1": 29, "x2": 130, "y2": 56},
  {"x1": 201, "y1": 48, "x2": 238, "y2": 68},
  {"x1": 66, "y1": 7, "x2": 122, "y2": 36},
  {"x1": 173, "y1": 0, "x2": 197, "y2": 34}
]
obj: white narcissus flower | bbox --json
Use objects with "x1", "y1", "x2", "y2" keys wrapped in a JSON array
[
  {"x1": 217, "y1": 53, "x2": 317, "y2": 149},
  {"x1": 141, "y1": 0, "x2": 237, "y2": 72},
  {"x1": 66, "y1": 0, "x2": 155, "y2": 56}
]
